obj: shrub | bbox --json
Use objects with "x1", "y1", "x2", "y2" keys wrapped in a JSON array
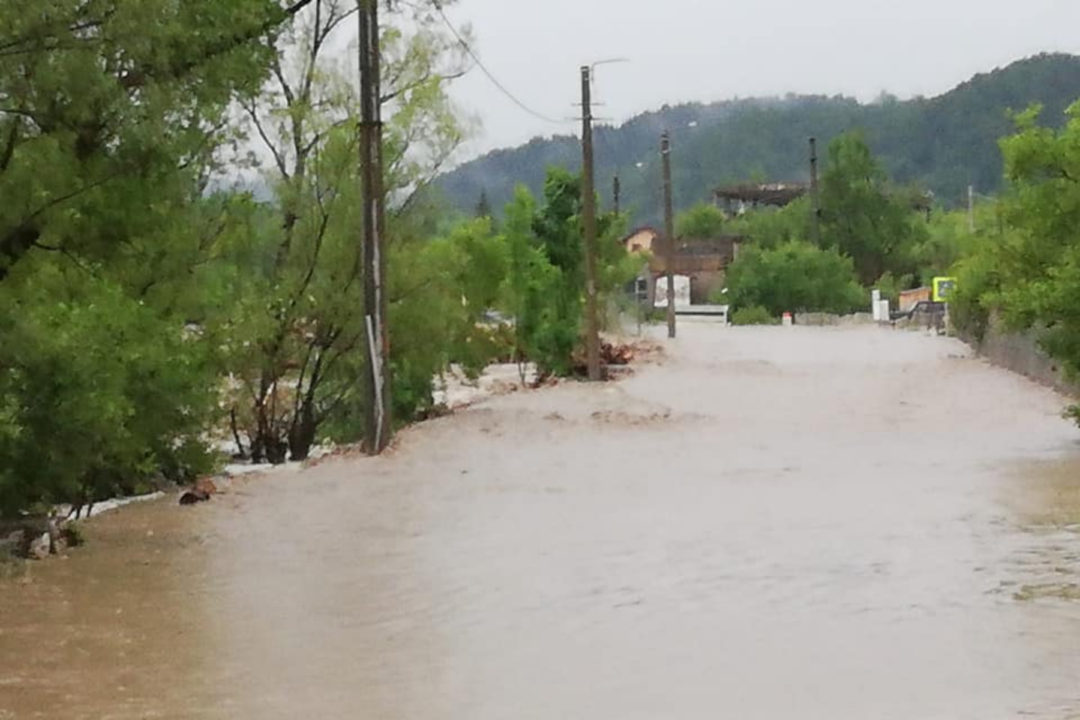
[
  {"x1": 60, "y1": 522, "x2": 87, "y2": 548},
  {"x1": 725, "y1": 240, "x2": 867, "y2": 317},
  {"x1": 731, "y1": 306, "x2": 777, "y2": 326},
  {"x1": 0, "y1": 267, "x2": 218, "y2": 519}
]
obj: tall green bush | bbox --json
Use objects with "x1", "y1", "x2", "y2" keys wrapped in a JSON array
[
  {"x1": 820, "y1": 133, "x2": 925, "y2": 284},
  {"x1": 0, "y1": 265, "x2": 217, "y2": 518},
  {"x1": 723, "y1": 240, "x2": 866, "y2": 316}
]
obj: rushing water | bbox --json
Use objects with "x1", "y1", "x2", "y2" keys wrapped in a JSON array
[{"x1": 3, "y1": 324, "x2": 1080, "y2": 719}]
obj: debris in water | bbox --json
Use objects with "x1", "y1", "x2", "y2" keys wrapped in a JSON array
[{"x1": 179, "y1": 476, "x2": 218, "y2": 506}]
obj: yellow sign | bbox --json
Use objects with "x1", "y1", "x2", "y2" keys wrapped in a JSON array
[{"x1": 933, "y1": 277, "x2": 958, "y2": 302}]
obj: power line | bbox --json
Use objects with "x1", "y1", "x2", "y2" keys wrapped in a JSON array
[{"x1": 431, "y1": 1, "x2": 570, "y2": 126}]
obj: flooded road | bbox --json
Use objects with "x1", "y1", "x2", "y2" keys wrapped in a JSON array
[{"x1": 4, "y1": 324, "x2": 1080, "y2": 719}]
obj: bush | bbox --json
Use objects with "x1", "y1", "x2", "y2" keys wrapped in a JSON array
[
  {"x1": 731, "y1": 306, "x2": 777, "y2": 326},
  {"x1": 725, "y1": 240, "x2": 867, "y2": 317},
  {"x1": 820, "y1": 133, "x2": 925, "y2": 284},
  {"x1": 727, "y1": 197, "x2": 813, "y2": 250},
  {"x1": 501, "y1": 171, "x2": 635, "y2": 378},
  {"x1": 676, "y1": 203, "x2": 728, "y2": 239},
  {"x1": 872, "y1": 271, "x2": 914, "y2": 307},
  {"x1": 0, "y1": 266, "x2": 218, "y2": 519},
  {"x1": 60, "y1": 522, "x2": 87, "y2": 548},
  {"x1": 948, "y1": 244, "x2": 1001, "y2": 341}
]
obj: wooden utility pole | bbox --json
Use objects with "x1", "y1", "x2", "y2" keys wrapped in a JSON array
[
  {"x1": 809, "y1": 137, "x2": 821, "y2": 244},
  {"x1": 613, "y1": 173, "x2": 621, "y2": 216},
  {"x1": 358, "y1": 0, "x2": 391, "y2": 453},
  {"x1": 968, "y1": 184, "x2": 975, "y2": 233},
  {"x1": 661, "y1": 130, "x2": 676, "y2": 339},
  {"x1": 580, "y1": 65, "x2": 601, "y2": 381}
]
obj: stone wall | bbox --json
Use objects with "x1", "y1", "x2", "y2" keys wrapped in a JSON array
[
  {"x1": 794, "y1": 312, "x2": 874, "y2": 327},
  {"x1": 961, "y1": 320, "x2": 1077, "y2": 397}
]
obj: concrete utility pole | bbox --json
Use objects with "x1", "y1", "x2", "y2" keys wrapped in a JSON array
[
  {"x1": 809, "y1": 137, "x2": 822, "y2": 244},
  {"x1": 358, "y1": 0, "x2": 391, "y2": 453},
  {"x1": 613, "y1": 173, "x2": 621, "y2": 216},
  {"x1": 661, "y1": 130, "x2": 676, "y2": 339},
  {"x1": 579, "y1": 65, "x2": 602, "y2": 381}
]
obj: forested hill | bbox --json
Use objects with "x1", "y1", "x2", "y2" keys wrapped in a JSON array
[{"x1": 438, "y1": 53, "x2": 1080, "y2": 225}]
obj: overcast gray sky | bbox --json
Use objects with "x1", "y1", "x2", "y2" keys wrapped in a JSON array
[{"x1": 440, "y1": 0, "x2": 1079, "y2": 159}]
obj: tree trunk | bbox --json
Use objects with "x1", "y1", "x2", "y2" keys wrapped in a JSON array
[
  {"x1": 288, "y1": 406, "x2": 317, "y2": 462},
  {"x1": 229, "y1": 408, "x2": 248, "y2": 460},
  {"x1": 250, "y1": 407, "x2": 287, "y2": 465}
]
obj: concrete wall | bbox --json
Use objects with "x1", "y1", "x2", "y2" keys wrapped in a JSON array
[
  {"x1": 794, "y1": 312, "x2": 874, "y2": 326},
  {"x1": 961, "y1": 320, "x2": 1077, "y2": 397}
]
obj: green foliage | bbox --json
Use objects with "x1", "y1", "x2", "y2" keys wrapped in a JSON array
[
  {"x1": 942, "y1": 101, "x2": 1080, "y2": 373},
  {"x1": 0, "y1": 0, "x2": 281, "y2": 281},
  {"x1": 819, "y1": 133, "x2": 926, "y2": 285},
  {"x1": 502, "y1": 186, "x2": 560, "y2": 375},
  {"x1": 964, "y1": 101, "x2": 1080, "y2": 376},
  {"x1": 384, "y1": 217, "x2": 510, "y2": 424},
  {"x1": 440, "y1": 54, "x2": 1080, "y2": 227},
  {"x1": 872, "y1": 272, "x2": 904, "y2": 306},
  {"x1": 60, "y1": 522, "x2": 86, "y2": 548},
  {"x1": 0, "y1": 0, "x2": 501, "y2": 518},
  {"x1": 908, "y1": 203, "x2": 1005, "y2": 338},
  {"x1": 724, "y1": 241, "x2": 867, "y2": 317},
  {"x1": 0, "y1": 0, "x2": 295, "y2": 517},
  {"x1": 914, "y1": 210, "x2": 973, "y2": 285},
  {"x1": 727, "y1": 197, "x2": 813, "y2": 250},
  {"x1": 0, "y1": 264, "x2": 217, "y2": 518},
  {"x1": 730, "y1": 306, "x2": 777, "y2": 326},
  {"x1": 596, "y1": 211, "x2": 639, "y2": 310},
  {"x1": 675, "y1": 203, "x2": 727, "y2": 238},
  {"x1": 950, "y1": 236, "x2": 1004, "y2": 341},
  {"x1": 215, "y1": 1, "x2": 474, "y2": 460},
  {"x1": 499, "y1": 169, "x2": 635, "y2": 377},
  {"x1": 525, "y1": 169, "x2": 585, "y2": 376}
]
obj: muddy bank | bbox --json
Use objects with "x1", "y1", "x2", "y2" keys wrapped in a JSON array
[{"x1": 2, "y1": 324, "x2": 1080, "y2": 719}]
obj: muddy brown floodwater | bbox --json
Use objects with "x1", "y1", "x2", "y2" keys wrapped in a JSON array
[{"x1": 4, "y1": 323, "x2": 1080, "y2": 719}]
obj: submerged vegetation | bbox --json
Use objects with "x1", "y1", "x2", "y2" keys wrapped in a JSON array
[
  {"x1": 0, "y1": 0, "x2": 635, "y2": 521},
  {"x1": 5, "y1": 0, "x2": 1080, "y2": 525}
]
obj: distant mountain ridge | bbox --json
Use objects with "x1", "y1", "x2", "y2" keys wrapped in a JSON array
[{"x1": 437, "y1": 53, "x2": 1080, "y2": 226}]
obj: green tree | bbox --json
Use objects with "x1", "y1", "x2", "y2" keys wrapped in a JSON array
[
  {"x1": 723, "y1": 240, "x2": 867, "y2": 316},
  {"x1": 912, "y1": 204, "x2": 1002, "y2": 287},
  {"x1": 819, "y1": 132, "x2": 925, "y2": 285},
  {"x1": 438, "y1": 55, "x2": 1080, "y2": 228},
  {"x1": 727, "y1": 197, "x2": 813, "y2": 250},
  {"x1": 730, "y1": 306, "x2": 778, "y2": 326},
  {"x1": 498, "y1": 168, "x2": 635, "y2": 378},
  {"x1": 675, "y1": 203, "x2": 727, "y2": 238},
  {"x1": 224, "y1": 0, "x2": 470, "y2": 461},
  {"x1": 0, "y1": 0, "x2": 310, "y2": 518},
  {"x1": 501, "y1": 186, "x2": 558, "y2": 380},
  {"x1": 0, "y1": 0, "x2": 305, "y2": 282},
  {"x1": 0, "y1": 264, "x2": 218, "y2": 519},
  {"x1": 381, "y1": 214, "x2": 509, "y2": 423},
  {"x1": 969, "y1": 102, "x2": 1080, "y2": 376},
  {"x1": 529, "y1": 168, "x2": 585, "y2": 376}
]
